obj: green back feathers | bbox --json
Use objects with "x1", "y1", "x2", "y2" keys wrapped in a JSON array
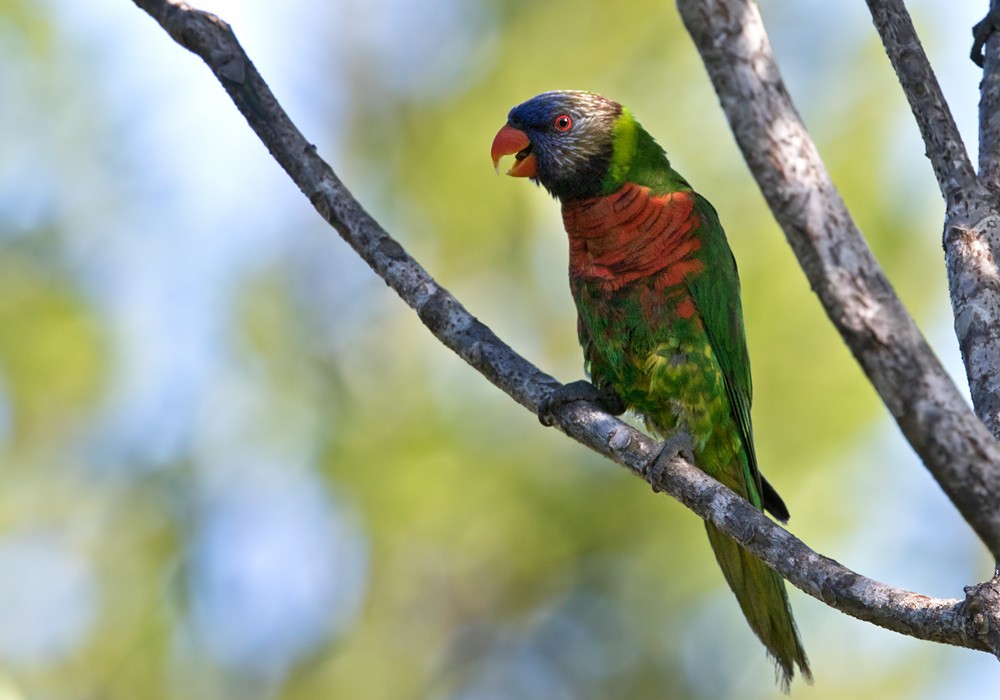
[{"x1": 683, "y1": 199, "x2": 763, "y2": 511}]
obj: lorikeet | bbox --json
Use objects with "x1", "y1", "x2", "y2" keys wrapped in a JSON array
[{"x1": 491, "y1": 91, "x2": 810, "y2": 687}]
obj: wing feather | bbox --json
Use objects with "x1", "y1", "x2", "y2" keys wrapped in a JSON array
[{"x1": 683, "y1": 197, "x2": 768, "y2": 513}]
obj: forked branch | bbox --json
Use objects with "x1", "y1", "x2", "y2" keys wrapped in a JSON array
[{"x1": 864, "y1": 0, "x2": 1000, "y2": 470}]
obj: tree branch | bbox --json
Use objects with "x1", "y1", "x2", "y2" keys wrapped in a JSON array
[
  {"x1": 975, "y1": 0, "x2": 1000, "y2": 192},
  {"x1": 864, "y1": 1, "x2": 1000, "y2": 471},
  {"x1": 865, "y1": 0, "x2": 1000, "y2": 426},
  {"x1": 967, "y1": 0, "x2": 1000, "y2": 443},
  {"x1": 865, "y1": 0, "x2": 978, "y2": 198},
  {"x1": 676, "y1": 0, "x2": 1000, "y2": 560},
  {"x1": 131, "y1": 0, "x2": 1000, "y2": 654}
]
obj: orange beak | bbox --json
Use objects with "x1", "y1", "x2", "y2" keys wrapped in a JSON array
[{"x1": 490, "y1": 123, "x2": 537, "y2": 178}]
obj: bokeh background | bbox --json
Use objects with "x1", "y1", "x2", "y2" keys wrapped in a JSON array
[{"x1": 0, "y1": 0, "x2": 996, "y2": 698}]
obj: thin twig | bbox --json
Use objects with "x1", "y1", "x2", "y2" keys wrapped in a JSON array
[
  {"x1": 130, "y1": 0, "x2": 998, "y2": 653},
  {"x1": 676, "y1": 0, "x2": 1000, "y2": 560}
]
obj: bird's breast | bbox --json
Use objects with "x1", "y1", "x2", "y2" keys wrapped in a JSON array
[{"x1": 562, "y1": 182, "x2": 704, "y2": 294}]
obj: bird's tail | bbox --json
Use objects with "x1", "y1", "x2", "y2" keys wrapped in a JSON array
[{"x1": 704, "y1": 522, "x2": 812, "y2": 691}]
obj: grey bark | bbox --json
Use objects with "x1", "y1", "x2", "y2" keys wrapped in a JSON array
[
  {"x1": 131, "y1": 0, "x2": 1000, "y2": 657},
  {"x1": 979, "y1": 0, "x2": 1000, "y2": 193}
]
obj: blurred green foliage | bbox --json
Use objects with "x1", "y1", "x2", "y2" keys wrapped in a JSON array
[{"x1": 0, "y1": 1, "x2": 992, "y2": 699}]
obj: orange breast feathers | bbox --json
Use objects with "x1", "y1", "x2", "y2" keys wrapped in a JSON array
[{"x1": 561, "y1": 182, "x2": 704, "y2": 293}]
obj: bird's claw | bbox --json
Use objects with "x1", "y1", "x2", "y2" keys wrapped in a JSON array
[
  {"x1": 645, "y1": 430, "x2": 695, "y2": 493},
  {"x1": 972, "y1": 1, "x2": 1000, "y2": 67},
  {"x1": 537, "y1": 380, "x2": 625, "y2": 426}
]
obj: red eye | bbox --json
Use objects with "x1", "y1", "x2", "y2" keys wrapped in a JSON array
[{"x1": 553, "y1": 114, "x2": 573, "y2": 131}]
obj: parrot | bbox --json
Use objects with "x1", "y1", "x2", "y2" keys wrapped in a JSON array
[{"x1": 490, "y1": 90, "x2": 810, "y2": 688}]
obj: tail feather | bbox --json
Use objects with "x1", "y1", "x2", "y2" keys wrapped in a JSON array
[{"x1": 705, "y1": 522, "x2": 811, "y2": 691}]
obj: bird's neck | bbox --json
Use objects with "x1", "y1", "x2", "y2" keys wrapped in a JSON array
[{"x1": 598, "y1": 112, "x2": 689, "y2": 196}]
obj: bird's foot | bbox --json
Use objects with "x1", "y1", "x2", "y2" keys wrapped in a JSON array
[
  {"x1": 972, "y1": 1, "x2": 1000, "y2": 67},
  {"x1": 537, "y1": 380, "x2": 625, "y2": 427},
  {"x1": 645, "y1": 430, "x2": 695, "y2": 493}
]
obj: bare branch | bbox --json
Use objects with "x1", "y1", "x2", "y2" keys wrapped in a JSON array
[
  {"x1": 131, "y1": 0, "x2": 999, "y2": 654},
  {"x1": 863, "y1": 1, "x2": 1000, "y2": 451},
  {"x1": 976, "y1": 0, "x2": 1000, "y2": 191},
  {"x1": 964, "y1": 570, "x2": 1000, "y2": 660},
  {"x1": 865, "y1": 0, "x2": 977, "y2": 198},
  {"x1": 965, "y1": 0, "x2": 1000, "y2": 442},
  {"x1": 676, "y1": 0, "x2": 1000, "y2": 559},
  {"x1": 943, "y1": 201, "x2": 1000, "y2": 441}
]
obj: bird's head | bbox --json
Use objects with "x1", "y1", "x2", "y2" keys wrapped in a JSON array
[{"x1": 491, "y1": 91, "x2": 623, "y2": 201}]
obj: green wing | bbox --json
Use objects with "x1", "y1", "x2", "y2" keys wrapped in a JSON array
[{"x1": 684, "y1": 197, "x2": 764, "y2": 511}]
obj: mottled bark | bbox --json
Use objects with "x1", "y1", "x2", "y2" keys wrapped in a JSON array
[
  {"x1": 865, "y1": 1, "x2": 978, "y2": 197},
  {"x1": 676, "y1": 0, "x2": 1000, "y2": 561},
  {"x1": 969, "y1": 0, "x2": 1000, "y2": 442},
  {"x1": 131, "y1": 0, "x2": 1000, "y2": 656},
  {"x1": 979, "y1": 0, "x2": 1000, "y2": 194}
]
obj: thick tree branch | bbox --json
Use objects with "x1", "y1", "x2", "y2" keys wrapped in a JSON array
[
  {"x1": 864, "y1": 2, "x2": 1000, "y2": 479},
  {"x1": 131, "y1": 0, "x2": 1000, "y2": 654},
  {"x1": 964, "y1": 0, "x2": 1000, "y2": 449},
  {"x1": 676, "y1": 0, "x2": 1000, "y2": 560}
]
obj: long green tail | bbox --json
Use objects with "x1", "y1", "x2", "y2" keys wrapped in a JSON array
[{"x1": 705, "y1": 523, "x2": 812, "y2": 690}]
